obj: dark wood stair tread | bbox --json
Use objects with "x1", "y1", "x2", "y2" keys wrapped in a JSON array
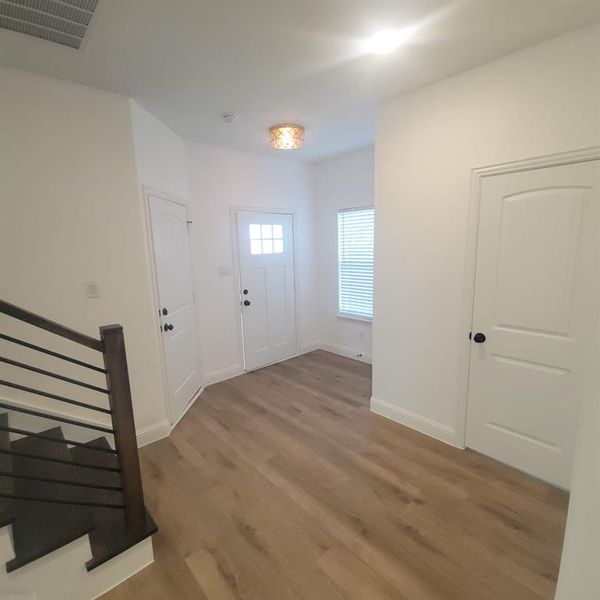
[
  {"x1": 71, "y1": 437, "x2": 157, "y2": 571},
  {"x1": 85, "y1": 509, "x2": 157, "y2": 571},
  {"x1": 0, "y1": 425, "x2": 157, "y2": 572},
  {"x1": 7, "y1": 427, "x2": 95, "y2": 572}
]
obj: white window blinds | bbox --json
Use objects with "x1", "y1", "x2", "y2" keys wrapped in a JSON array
[{"x1": 337, "y1": 207, "x2": 374, "y2": 319}]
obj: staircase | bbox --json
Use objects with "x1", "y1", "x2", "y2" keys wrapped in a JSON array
[{"x1": 0, "y1": 299, "x2": 157, "y2": 597}]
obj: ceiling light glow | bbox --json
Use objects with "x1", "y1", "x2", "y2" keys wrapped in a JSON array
[
  {"x1": 269, "y1": 124, "x2": 305, "y2": 150},
  {"x1": 364, "y1": 27, "x2": 415, "y2": 55}
]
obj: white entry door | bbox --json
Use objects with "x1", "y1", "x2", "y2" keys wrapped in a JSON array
[
  {"x1": 466, "y1": 160, "x2": 598, "y2": 489},
  {"x1": 148, "y1": 193, "x2": 203, "y2": 425},
  {"x1": 236, "y1": 211, "x2": 297, "y2": 371}
]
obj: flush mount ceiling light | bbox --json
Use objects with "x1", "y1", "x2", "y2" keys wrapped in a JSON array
[
  {"x1": 364, "y1": 27, "x2": 416, "y2": 55},
  {"x1": 269, "y1": 123, "x2": 305, "y2": 150}
]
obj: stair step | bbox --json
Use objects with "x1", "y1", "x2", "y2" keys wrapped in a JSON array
[
  {"x1": 6, "y1": 428, "x2": 95, "y2": 572},
  {"x1": 71, "y1": 438, "x2": 157, "y2": 571},
  {"x1": 0, "y1": 413, "x2": 15, "y2": 527}
]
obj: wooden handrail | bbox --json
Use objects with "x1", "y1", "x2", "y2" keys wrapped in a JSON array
[
  {"x1": 0, "y1": 300, "x2": 104, "y2": 352},
  {"x1": 100, "y1": 325, "x2": 146, "y2": 532}
]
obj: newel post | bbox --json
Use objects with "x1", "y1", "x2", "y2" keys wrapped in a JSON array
[{"x1": 100, "y1": 324, "x2": 146, "y2": 532}]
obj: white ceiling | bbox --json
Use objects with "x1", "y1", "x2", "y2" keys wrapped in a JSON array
[{"x1": 1, "y1": 0, "x2": 599, "y2": 161}]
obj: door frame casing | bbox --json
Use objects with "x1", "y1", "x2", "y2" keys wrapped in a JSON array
[
  {"x1": 229, "y1": 206, "x2": 301, "y2": 372},
  {"x1": 141, "y1": 186, "x2": 203, "y2": 427},
  {"x1": 458, "y1": 146, "x2": 600, "y2": 449}
]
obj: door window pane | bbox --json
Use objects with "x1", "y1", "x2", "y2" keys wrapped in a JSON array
[{"x1": 248, "y1": 223, "x2": 285, "y2": 255}]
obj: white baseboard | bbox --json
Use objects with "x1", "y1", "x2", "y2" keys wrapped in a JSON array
[
  {"x1": 299, "y1": 341, "x2": 372, "y2": 364},
  {"x1": 136, "y1": 419, "x2": 171, "y2": 447},
  {"x1": 298, "y1": 341, "x2": 321, "y2": 354},
  {"x1": 370, "y1": 395, "x2": 460, "y2": 448},
  {"x1": 319, "y1": 342, "x2": 372, "y2": 364},
  {"x1": 203, "y1": 365, "x2": 244, "y2": 386}
]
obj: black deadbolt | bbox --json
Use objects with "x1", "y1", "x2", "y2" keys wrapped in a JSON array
[
  {"x1": 473, "y1": 332, "x2": 486, "y2": 343},
  {"x1": 162, "y1": 307, "x2": 168, "y2": 316},
  {"x1": 243, "y1": 300, "x2": 251, "y2": 306},
  {"x1": 243, "y1": 289, "x2": 249, "y2": 295}
]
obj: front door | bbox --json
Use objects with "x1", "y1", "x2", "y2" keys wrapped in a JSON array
[
  {"x1": 466, "y1": 160, "x2": 598, "y2": 488},
  {"x1": 236, "y1": 211, "x2": 297, "y2": 371},
  {"x1": 148, "y1": 192, "x2": 203, "y2": 425}
]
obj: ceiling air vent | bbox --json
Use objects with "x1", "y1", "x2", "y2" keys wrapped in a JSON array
[{"x1": 0, "y1": 0, "x2": 99, "y2": 49}]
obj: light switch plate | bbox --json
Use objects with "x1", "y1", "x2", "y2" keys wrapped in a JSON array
[{"x1": 85, "y1": 280, "x2": 100, "y2": 298}]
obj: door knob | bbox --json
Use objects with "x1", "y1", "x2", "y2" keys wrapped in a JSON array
[
  {"x1": 164, "y1": 323, "x2": 174, "y2": 331},
  {"x1": 243, "y1": 300, "x2": 251, "y2": 306},
  {"x1": 473, "y1": 332, "x2": 486, "y2": 343}
]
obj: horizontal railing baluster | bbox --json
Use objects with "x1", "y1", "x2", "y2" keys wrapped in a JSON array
[
  {"x1": 0, "y1": 357, "x2": 110, "y2": 394},
  {"x1": 0, "y1": 470, "x2": 123, "y2": 492},
  {"x1": 0, "y1": 492, "x2": 124, "y2": 510},
  {"x1": 0, "y1": 334, "x2": 107, "y2": 374},
  {"x1": 0, "y1": 301, "x2": 104, "y2": 352},
  {"x1": 0, "y1": 448, "x2": 120, "y2": 473},
  {"x1": 0, "y1": 401, "x2": 114, "y2": 434},
  {"x1": 0, "y1": 381, "x2": 111, "y2": 415},
  {"x1": 0, "y1": 426, "x2": 116, "y2": 455}
]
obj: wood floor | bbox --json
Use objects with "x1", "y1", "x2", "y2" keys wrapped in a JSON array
[{"x1": 101, "y1": 350, "x2": 569, "y2": 600}]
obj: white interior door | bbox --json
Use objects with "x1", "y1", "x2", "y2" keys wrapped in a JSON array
[
  {"x1": 236, "y1": 211, "x2": 297, "y2": 371},
  {"x1": 466, "y1": 160, "x2": 598, "y2": 489},
  {"x1": 149, "y1": 193, "x2": 203, "y2": 425}
]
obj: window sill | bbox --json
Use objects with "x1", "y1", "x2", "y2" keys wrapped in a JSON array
[{"x1": 337, "y1": 313, "x2": 373, "y2": 324}]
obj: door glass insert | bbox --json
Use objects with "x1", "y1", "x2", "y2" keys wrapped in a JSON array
[{"x1": 249, "y1": 223, "x2": 284, "y2": 255}]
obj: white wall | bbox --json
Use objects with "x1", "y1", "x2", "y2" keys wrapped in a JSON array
[
  {"x1": 0, "y1": 67, "x2": 168, "y2": 438},
  {"x1": 555, "y1": 215, "x2": 600, "y2": 598},
  {"x1": 129, "y1": 100, "x2": 190, "y2": 200},
  {"x1": 313, "y1": 147, "x2": 374, "y2": 362},
  {"x1": 186, "y1": 143, "x2": 318, "y2": 384},
  {"x1": 372, "y1": 24, "x2": 600, "y2": 446},
  {"x1": 129, "y1": 104, "x2": 320, "y2": 388},
  {"x1": 555, "y1": 332, "x2": 600, "y2": 598}
]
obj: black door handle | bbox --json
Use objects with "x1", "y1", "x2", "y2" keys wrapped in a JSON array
[
  {"x1": 243, "y1": 300, "x2": 251, "y2": 306},
  {"x1": 473, "y1": 332, "x2": 486, "y2": 343},
  {"x1": 164, "y1": 323, "x2": 174, "y2": 331}
]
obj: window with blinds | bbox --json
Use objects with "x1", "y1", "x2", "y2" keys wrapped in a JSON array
[{"x1": 337, "y1": 207, "x2": 374, "y2": 319}]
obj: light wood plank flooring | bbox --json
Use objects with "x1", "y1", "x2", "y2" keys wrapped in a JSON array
[{"x1": 101, "y1": 350, "x2": 568, "y2": 600}]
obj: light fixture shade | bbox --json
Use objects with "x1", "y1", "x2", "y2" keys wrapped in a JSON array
[{"x1": 269, "y1": 123, "x2": 305, "y2": 150}]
